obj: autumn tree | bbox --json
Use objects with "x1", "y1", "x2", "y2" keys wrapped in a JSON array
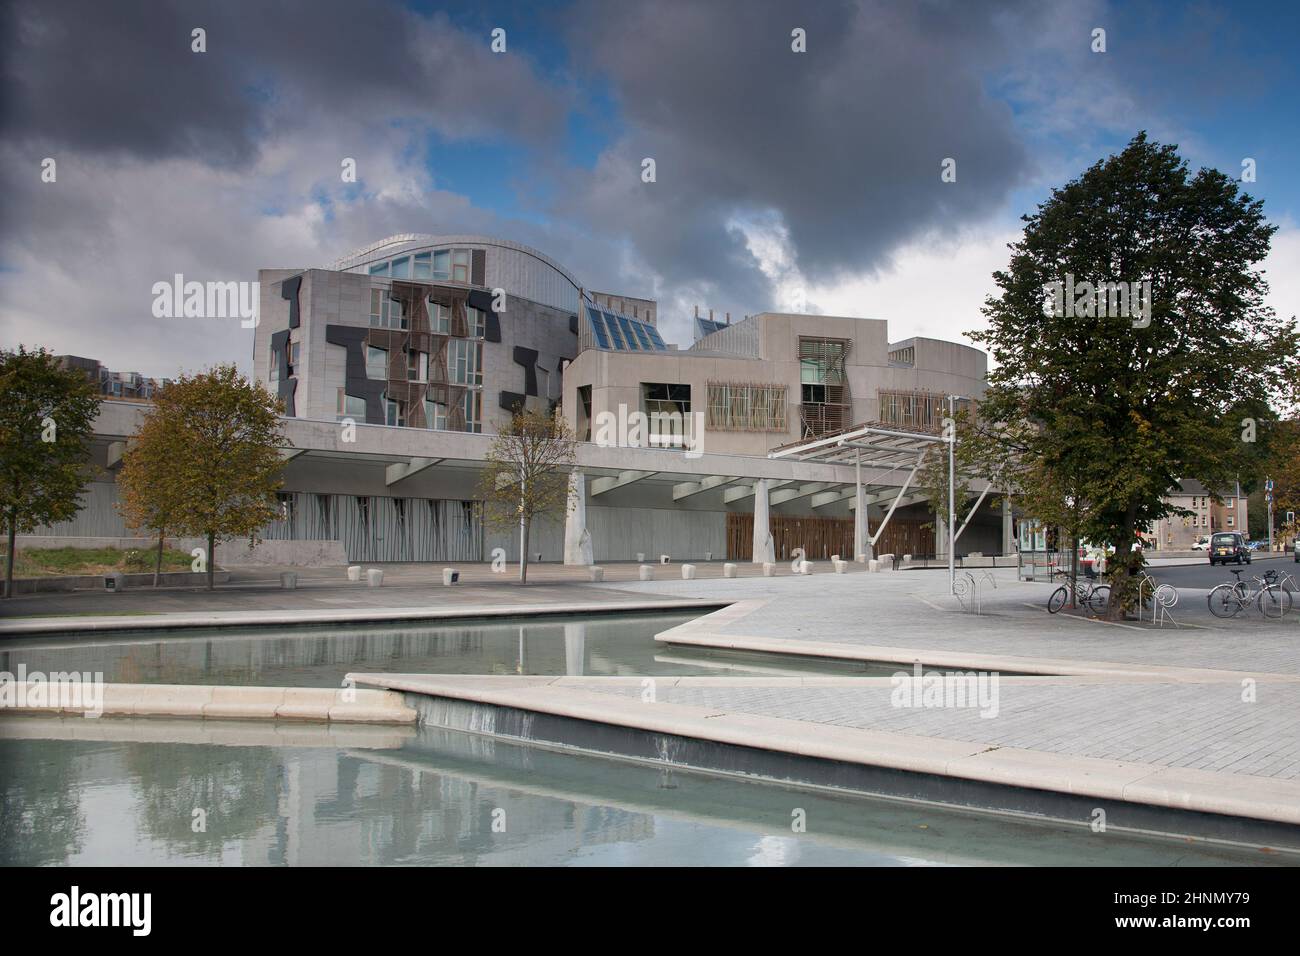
[
  {"x1": 475, "y1": 408, "x2": 576, "y2": 583},
  {"x1": 972, "y1": 133, "x2": 1299, "y2": 618},
  {"x1": 117, "y1": 393, "x2": 189, "y2": 586},
  {"x1": 0, "y1": 347, "x2": 100, "y2": 598},
  {"x1": 138, "y1": 366, "x2": 287, "y2": 589}
]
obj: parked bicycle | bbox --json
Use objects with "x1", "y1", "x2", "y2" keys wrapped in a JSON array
[
  {"x1": 1047, "y1": 567, "x2": 1110, "y2": 614},
  {"x1": 1207, "y1": 568, "x2": 1293, "y2": 619}
]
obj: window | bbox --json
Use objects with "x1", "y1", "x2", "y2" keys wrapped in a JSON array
[
  {"x1": 336, "y1": 390, "x2": 366, "y2": 421},
  {"x1": 407, "y1": 350, "x2": 428, "y2": 382},
  {"x1": 367, "y1": 346, "x2": 388, "y2": 380},
  {"x1": 424, "y1": 398, "x2": 448, "y2": 430},
  {"x1": 642, "y1": 383, "x2": 691, "y2": 448},
  {"x1": 452, "y1": 249, "x2": 470, "y2": 283},
  {"x1": 369, "y1": 289, "x2": 406, "y2": 329},
  {"x1": 384, "y1": 396, "x2": 405, "y2": 427},
  {"x1": 430, "y1": 301, "x2": 451, "y2": 334},
  {"x1": 462, "y1": 389, "x2": 482, "y2": 433},
  {"x1": 1227, "y1": 516, "x2": 1235, "y2": 527},
  {"x1": 432, "y1": 250, "x2": 450, "y2": 280},
  {"x1": 448, "y1": 339, "x2": 482, "y2": 385},
  {"x1": 390, "y1": 256, "x2": 410, "y2": 280},
  {"x1": 537, "y1": 366, "x2": 550, "y2": 400},
  {"x1": 413, "y1": 252, "x2": 431, "y2": 279},
  {"x1": 706, "y1": 383, "x2": 787, "y2": 430},
  {"x1": 1227, "y1": 498, "x2": 1234, "y2": 509},
  {"x1": 368, "y1": 261, "x2": 389, "y2": 278},
  {"x1": 467, "y1": 306, "x2": 487, "y2": 338}
]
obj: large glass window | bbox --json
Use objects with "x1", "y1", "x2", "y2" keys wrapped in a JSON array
[
  {"x1": 424, "y1": 399, "x2": 448, "y2": 430},
  {"x1": 336, "y1": 390, "x2": 366, "y2": 421},
  {"x1": 462, "y1": 389, "x2": 482, "y2": 433},
  {"x1": 432, "y1": 250, "x2": 450, "y2": 279},
  {"x1": 467, "y1": 306, "x2": 487, "y2": 338},
  {"x1": 390, "y1": 256, "x2": 410, "y2": 279},
  {"x1": 370, "y1": 289, "x2": 406, "y2": 329},
  {"x1": 413, "y1": 252, "x2": 431, "y2": 279},
  {"x1": 642, "y1": 383, "x2": 691, "y2": 448},
  {"x1": 384, "y1": 396, "x2": 405, "y2": 427},
  {"x1": 706, "y1": 383, "x2": 787, "y2": 430},
  {"x1": 367, "y1": 346, "x2": 388, "y2": 380},
  {"x1": 407, "y1": 349, "x2": 428, "y2": 382},
  {"x1": 368, "y1": 261, "x2": 390, "y2": 278},
  {"x1": 430, "y1": 301, "x2": 451, "y2": 334},
  {"x1": 452, "y1": 249, "x2": 470, "y2": 283},
  {"x1": 448, "y1": 339, "x2": 482, "y2": 386}
]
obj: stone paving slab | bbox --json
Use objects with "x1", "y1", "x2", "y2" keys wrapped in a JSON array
[{"x1": 352, "y1": 672, "x2": 1300, "y2": 828}]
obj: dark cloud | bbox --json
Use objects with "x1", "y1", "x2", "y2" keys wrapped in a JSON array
[
  {"x1": 560, "y1": 0, "x2": 1043, "y2": 307},
  {"x1": 0, "y1": 0, "x2": 569, "y2": 164}
]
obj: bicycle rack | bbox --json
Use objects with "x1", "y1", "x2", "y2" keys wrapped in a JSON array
[
  {"x1": 953, "y1": 570, "x2": 997, "y2": 615},
  {"x1": 1138, "y1": 577, "x2": 1180, "y2": 628}
]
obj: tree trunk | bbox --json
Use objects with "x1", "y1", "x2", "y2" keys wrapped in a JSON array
[
  {"x1": 519, "y1": 519, "x2": 531, "y2": 584},
  {"x1": 1069, "y1": 533, "x2": 1079, "y2": 609},
  {"x1": 207, "y1": 531, "x2": 215, "y2": 591},
  {"x1": 3, "y1": 508, "x2": 15, "y2": 600},
  {"x1": 154, "y1": 530, "x2": 164, "y2": 587}
]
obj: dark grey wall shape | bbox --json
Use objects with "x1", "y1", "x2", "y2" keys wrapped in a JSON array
[
  {"x1": 471, "y1": 249, "x2": 486, "y2": 287},
  {"x1": 467, "y1": 289, "x2": 502, "y2": 343},
  {"x1": 569, "y1": 314, "x2": 578, "y2": 335},
  {"x1": 499, "y1": 391, "x2": 526, "y2": 413},
  {"x1": 281, "y1": 274, "x2": 303, "y2": 329},
  {"x1": 325, "y1": 325, "x2": 386, "y2": 424},
  {"x1": 269, "y1": 328, "x2": 297, "y2": 416},
  {"x1": 466, "y1": 288, "x2": 495, "y2": 312},
  {"x1": 512, "y1": 346, "x2": 539, "y2": 397}
]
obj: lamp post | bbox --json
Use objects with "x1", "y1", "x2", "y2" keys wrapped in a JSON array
[{"x1": 947, "y1": 394, "x2": 969, "y2": 596}]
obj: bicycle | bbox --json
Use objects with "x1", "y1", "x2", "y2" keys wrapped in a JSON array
[
  {"x1": 1207, "y1": 568, "x2": 1293, "y2": 619},
  {"x1": 1047, "y1": 567, "x2": 1110, "y2": 614}
]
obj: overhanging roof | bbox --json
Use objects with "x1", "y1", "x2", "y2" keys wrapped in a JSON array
[{"x1": 768, "y1": 421, "x2": 945, "y2": 468}]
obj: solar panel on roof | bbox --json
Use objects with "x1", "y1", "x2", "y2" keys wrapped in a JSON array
[
  {"x1": 587, "y1": 307, "x2": 612, "y2": 349},
  {"x1": 629, "y1": 319, "x2": 653, "y2": 350},
  {"x1": 645, "y1": 325, "x2": 667, "y2": 349},
  {"x1": 615, "y1": 315, "x2": 642, "y2": 350},
  {"x1": 602, "y1": 311, "x2": 627, "y2": 349}
]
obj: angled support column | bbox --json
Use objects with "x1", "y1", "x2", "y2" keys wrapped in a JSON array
[
  {"x1": 563, "y1": 471, "x2": 594, "y2": 565},
  {"x1": 751, "y1": 479, "x2": 775, "y2": 564},
  {"x1": 869, "y1": 448, "x2": 928, "y2": 550}
]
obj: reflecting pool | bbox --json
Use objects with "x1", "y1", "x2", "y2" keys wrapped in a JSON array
[{"x1": 1, "y1": 717, "x2": 1287, "y2": 867}]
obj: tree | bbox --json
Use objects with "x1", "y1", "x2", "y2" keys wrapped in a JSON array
[
  {"x1": 971, "y1": 133, "x2": 1300, "y2": 617},
  {"x1": 142, "y1": 366, "x2": 287, "y2": 590},
  {"x1": 117, "y1": 397, "x2": 189, "y2": 586},
  {"x1": 0, "y1": 347, "x2": 100, "y2": 598},
  {"x1": 475, "y1": 409, "x2": 576, "y2": 583}
]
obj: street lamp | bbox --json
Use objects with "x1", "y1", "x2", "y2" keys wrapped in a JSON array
[{"x1": 947, "y1": 394, "x2": 969, "y2": 595}]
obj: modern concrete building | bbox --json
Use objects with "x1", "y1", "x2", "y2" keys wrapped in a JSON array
[
  {"x1": 55, "y1": 355, "x2": 171, "y2": 402},
  {"x1": 29, "y1": 234, "x2": 1009, "y2": 567}
]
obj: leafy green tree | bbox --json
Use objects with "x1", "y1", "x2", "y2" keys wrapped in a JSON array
[
  {"x1": 475, "y1": 409, "x2": 576, "y2": 583},
  {"x1": 144, "y1": 365, "x2": 287, "y2": 589},
  {"x1": 971, "y1": 133, "x2": 1300, "y2": 617},
  {"x1": 0, "y1": 347, "x2": 100, "y2": 598},
  {"x1": 117, "y1": 398, "x2": 188, "y2": 586}
]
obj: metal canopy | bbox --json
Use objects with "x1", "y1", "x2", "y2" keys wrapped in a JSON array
[{"x1": 767, "y1": 421, "x2": 946, "y2": 467}]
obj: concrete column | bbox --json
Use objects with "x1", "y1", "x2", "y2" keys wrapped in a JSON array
[
  {"x1": 563, "y1": 471, "x2": 594, "y2": 565},
  {"x1": 935, "y1": 514, "x2": 948, "y2": 558},
  {"x1": 854, "y1": 483, "x2": 872, "y2": 560},
  {"x1": 1002, "y1": 496, "x2": 1014, "y2": 556},
  {"x1": 752, "y1": 479, "x2": 775, "y2": 564}
]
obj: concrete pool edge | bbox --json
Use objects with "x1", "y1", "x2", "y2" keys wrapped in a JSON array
[
  {"x1": 0, "y1": 598, "x2": 728, "y2": 637},
  {"x1": 0, "y1": 682, "x2": 417, "y2": 724},
  {"x1": 349, "y1": 673, "x2": 1300, "y2": 844},
  {"x1": 654, "y1": 600, "x2": 1300, "y2": 682}
]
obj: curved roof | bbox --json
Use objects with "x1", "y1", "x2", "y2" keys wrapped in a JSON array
[{"x1": 330, "y1": 233, "x2": 584, "y2": 291}]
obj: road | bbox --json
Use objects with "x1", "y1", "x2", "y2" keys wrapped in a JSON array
[{"x1": 1148, "y1": 552, "x2": 1297, "y2": 589}]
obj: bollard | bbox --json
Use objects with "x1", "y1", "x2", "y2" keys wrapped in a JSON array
[
  {"x1": 104, "y1": 571, "x2": 126, "y2": 592},
  {"x1": 878, "y1": 553, "x2": 894, "y2": 571},
  {"x1": 705, "y1": 551, "x2": 713, "y2": 562},
  {"x1": 588, "y1": 566, "x2": 604, "y2": 582},
  {"x1": 660, "y1": 554, "x2": 671, "y2": 565},
  {"x1": 831, "y1": 554, "x2": 840, "y2": 562},
  {"x1": 638, "y1": 564, "x2": 654, "y2": 581},
  {"x1": 723, "y1": 563, "x2": 737, "y2": 578},
  {"x1": 347, "y1": 565, "x2": 362, "y2": 582},
  {"x1": 856, "y1": 553, "x2": 868, "y2": 563},
  {"x1": 636, "y1": 552, "x2": 646, "y2": 563},
  {"x1": 762, "y1": 562, "x2": 775, "y2": 577},
  {"x1": 800, "y1": 560, "x2": 813, "y2": 574},
  {"x1": 280, "y1": 571, "x2": 297, "y2": 590},
  {"x1": 442, "y1": 568, "x2": 459, "y2": 586},
  {"x1": 833, "y1": 560, "x2": 847, "y2": 574},
  {"x1": 365, "y1": 568, "x2": 384, "y2": 587},
  {"x1": 868, "y1": 559, "x2": 880, "y2": 572},
  {"x1": 681, "y1": 564, "x2": 697, "y2": 580}
]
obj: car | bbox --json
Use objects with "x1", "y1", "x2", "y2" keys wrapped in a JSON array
[
  {"x1": 1209, "y1": 531, "x2": 1251, "y2": 565},
  {"x1": 1246, "y1": 540, "x2": 1265, "y2": 551},
  {"x1": 1191, "y1": 537, "x2": 1210, "y2": 552}
]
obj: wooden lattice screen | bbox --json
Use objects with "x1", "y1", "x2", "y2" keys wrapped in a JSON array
[{"x1": 726, "y1": 513, "x2": 935, "y2": 561}]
